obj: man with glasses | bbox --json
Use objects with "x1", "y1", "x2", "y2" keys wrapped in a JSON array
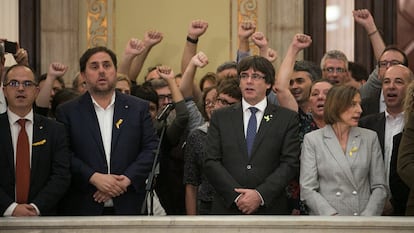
[
  {"x1": 204, "y1": 55, "x2": 300, "y2": 214},
  {"x1": 320, "y1": 50, "x2": 350, "y2": 85},
  {"x1": 214, "y1": 77, "x2": 242, "y2": 109},
  {"x1": 361, "y1": 46, "x2": 408, "y2": 117},
  {"x1": 0, "y1": 64, "x2": 71, "y2": 216}
]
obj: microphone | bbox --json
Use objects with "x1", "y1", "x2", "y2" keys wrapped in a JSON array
[{"x1": 156, "y1": 103, "x2": 175, "y2": 121}]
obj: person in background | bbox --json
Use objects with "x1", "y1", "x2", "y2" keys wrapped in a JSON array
[
  {"x1": 118, "y1": 31, "x2": 163, "y2": 85},
  {"x1": 116, "y1": 73, "x2": 132, "y2": 95},
  {"x1": 72, "y1": 72, "x2": 87, "y2": 94},
  {"x1": 320, "y1": 50, "x2": 350, "y2": 85},
  {"x1": 360, "y1": 46, "x2": 409, "y2": 117},
  {"x1": 0, "y1": 40, "x2": 29, "y2": 114},
  {"x1": 346, "y1": 61, "x2": 368, "y2": 89},
  {"x1": 0, "y1": 64, "x2": 71, "y2": 216},
  {"x1": 300, "y1": 85, "x2": 387, "y2": 216},
  {"x1": 50, "y1": 88, "x2": 80, "y2": 119},
  {"x1": 35, "y1": 63, "x2": 67, "y2": 117},
  {"x1": 199, "y1": 72, "x2": 217, "y2": 92},
  {"x1": 132, "y1": 84, "x2": 159, "y2": 121}
]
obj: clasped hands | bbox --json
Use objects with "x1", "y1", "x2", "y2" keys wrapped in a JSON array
[
  {"x1": 234, "y1": 188, "x2": 262, "y2": 215},
  {"x1": 90, "y1": 173, "x2": 131, "y2": 203}
]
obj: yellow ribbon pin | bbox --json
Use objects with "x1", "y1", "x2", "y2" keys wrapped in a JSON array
[
  {"x1": 115, "y1": 119, "x2": 123, "y2": 129},
  {"x1": 33, "y1": 139, "x2": 46, "y2": 146},
  {"x1": 264, "y1": 115, "x2": 273, "y2": 122}
]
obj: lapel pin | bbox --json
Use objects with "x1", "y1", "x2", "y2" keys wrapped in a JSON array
[{"x1": 115, "y1": 119, "x2": 124, "y2": 129}]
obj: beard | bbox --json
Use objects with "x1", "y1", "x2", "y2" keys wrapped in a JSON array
[{"x1": 89, "y1": 79, "x2": 116, "y2": 96}]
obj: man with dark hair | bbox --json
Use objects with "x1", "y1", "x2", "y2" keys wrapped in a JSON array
[
  {"x1": 204, "y1": 55, "x2": 300, "y2": 214},
  {"x1": 56, "y1": 46, "x2": 159, "y2": 215},
  {"x1": 347, "y1": 61, "x2": 368, "y2": 88}
]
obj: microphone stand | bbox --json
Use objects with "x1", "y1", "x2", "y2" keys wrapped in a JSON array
[{"x1": 141, "y1": 117, "x2": 167, "y2": 215}]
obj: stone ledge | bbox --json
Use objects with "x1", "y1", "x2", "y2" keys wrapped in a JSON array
[{"x1": 1, "y1": 216, "x2": 414, "y2": 233}]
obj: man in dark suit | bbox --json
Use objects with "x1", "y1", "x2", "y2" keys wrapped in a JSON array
[
  {"x1": 0, "y1": 64, "x2": 71, "y2": 216},
  {"x1": 204, "y1": 56, "x2": 300, "y2": 214},
  {"x1": 359, "y1": 64, "x2": 414, "y2": 215},
  {"x1": 56, "y1": 46, "x2": 159, "y2": 215}
]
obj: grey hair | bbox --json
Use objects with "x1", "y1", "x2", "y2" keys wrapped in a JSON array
[{"x1": 320, "y1": 50, "x2": 349, "y2": 70}]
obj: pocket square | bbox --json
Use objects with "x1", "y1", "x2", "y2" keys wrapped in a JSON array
[{"x1": 33, "y1": 139, "x2": 46, "y2": 146}]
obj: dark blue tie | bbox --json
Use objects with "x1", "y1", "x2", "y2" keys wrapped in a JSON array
[{"x1": 246, "y1": 107, "x2": 258, "y2": 157}]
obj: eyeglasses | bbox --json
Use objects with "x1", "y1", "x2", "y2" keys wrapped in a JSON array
[
  {"x1": 239, "y1": 72, "x2": 265, "y2": 80},
  {"x1": 5, "y1": 80, "x2": 37, "y2": 88},
  {"x1": 158, "y1": 94, "x2": 172, "y2": 100},
  {"x1": 323, "y1": 67, "x2": 346, "y2": 73},
  {"x1": 216, "y1": 97, "x2": 237, "y2": 106},
  {"x1": 204, "y1": 100, "x2": 216, "y2": 107},
  {"x1": 378, "y1": 60, "x2": 402, "y2": 68}
]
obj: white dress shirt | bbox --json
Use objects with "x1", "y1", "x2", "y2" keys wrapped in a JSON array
[
  {"x1": 91, "y1": 93, "x2": 115, "y2": 207},
  {"x1": 3, "y1": 109, "x2": 40, "y2": 216},
  {"x1": 384, "y1": 110, "x2": 404, "y2": 196}
]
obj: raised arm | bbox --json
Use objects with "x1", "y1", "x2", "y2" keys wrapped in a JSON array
[
  {"x1": 180, "y1": 20, "x2": 208, "y2": 73},
  {"x1": 128, "y1": 30, "x2": 163, "y2": 83},
  {"x1": 36, "y1": 62, "x2": 68, "y2": 108},
  {"x1": 353, "y1": 9, "x2": 385, "y2": 61},
  {"x1": 118, "y1": 38, "x2": 146, "y2": 80},
  {"x1": 251, "y1": 32, "x2": 278, "y2": 63},
  {"x1": 179, "y1": 51, "x2": 209, "y2": 100},
  {"x1": 273, "y1": 34, "x2": 312, "y2": 112},
  {"x1": 157, "y1": 66, "x2": 183, "y2": 103},
  {"x1": 237, "y1": 20, "x2": 256, "y2": 62}
]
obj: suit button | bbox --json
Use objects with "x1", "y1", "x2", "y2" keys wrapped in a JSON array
[
  {"x1": 352, "y1": 191, "x2": 357, "y2": 195},
  {"x1": 353, "y1": 212, "x2": 358, "y2": 216},
  {"x1": 335, "y1": 192, "x2": 341, "y2": 197},
  {"x1": 246, "y1": 164, "x2": 252, "y2": 170}
]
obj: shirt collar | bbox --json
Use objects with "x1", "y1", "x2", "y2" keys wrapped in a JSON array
[
  {"x1": 385, "y1": 110, "x2": 404, "y2": 119},
  {"x1": 242, "y1": 97, "x2": 267, "y2": 113},
  {"x1": 7, "y1": 108, "x2": 34, "y2": 125},
  {"x1": 91, "y1": 92, "x2": 116, "y2": 110}
]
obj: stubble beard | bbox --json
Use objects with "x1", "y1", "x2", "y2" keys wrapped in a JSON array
[{"x1": 90, "y1": 81, "x2": 116, "y2": 97}]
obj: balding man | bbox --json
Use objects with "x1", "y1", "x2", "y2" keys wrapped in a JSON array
[{"x1": 359, "y1": 64, "x2": 414, "y2": 215}]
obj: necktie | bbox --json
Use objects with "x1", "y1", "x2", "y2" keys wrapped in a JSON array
[
  {"x1": 246, "y1": 107, "x2": 258, "y2": 157},
  {"x1": 16, "y1": 119, "x2": 30, "y2": 204}
]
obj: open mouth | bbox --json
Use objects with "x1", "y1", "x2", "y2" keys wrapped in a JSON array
[{"x1": 16, "y1": 95, "x2": 26, "y2": 99}]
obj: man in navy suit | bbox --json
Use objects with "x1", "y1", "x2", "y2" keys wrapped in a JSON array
[
  {"x1": 204, "y1": 56, "x2": 300, "y2": 214},
  {"x1": 56, "y1": 46, "x2": 159, "y2": 215},
  {"x1": 0, "y1": 64, "x2": 71, "y2": 216}
]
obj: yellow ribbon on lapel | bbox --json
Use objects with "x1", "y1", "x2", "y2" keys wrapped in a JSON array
[
  {"x1": 33, "y1": 139, "x2": 46, "y2": 146},
  {"x1": 115, "y1": 119, "x2": 123, "y2": 129}
]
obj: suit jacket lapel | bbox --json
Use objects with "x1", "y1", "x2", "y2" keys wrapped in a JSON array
[
  {"x1": 31, "y1": 114, "x2": 47, "y2": 181},
  {"x1": 230, "y1": 103, "x2": 248, "y2": 159},
  {"x1": 79, "y1": 93, "x2": 106, "y2": 157},
  {"x1": 111, "y1": 93, "x2": 128, "y2": 155},
  {"x1": 323, "y1": 125, "x2": 358, "y2": 188},
  {"x1": 0, "y1": 114, "x2": 14, "y2": 174},
  {"x1": 250, "y1": 105, "x2": 276, "y2": 158},
  {"x1": 377, "y1": 113, "x2": 386, "y2": 156},
  {"x1": 346, "y1": 127, "x2": 362, "y2": 168}
]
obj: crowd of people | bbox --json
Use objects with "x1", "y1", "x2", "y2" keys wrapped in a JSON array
[{"x1": 1, "y1": 9, "x2": 414, "y2": 217}]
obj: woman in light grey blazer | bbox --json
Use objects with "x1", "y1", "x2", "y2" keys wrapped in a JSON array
[{"x1": 300, "y1": 85, "x2": 387, "y2": 216}]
